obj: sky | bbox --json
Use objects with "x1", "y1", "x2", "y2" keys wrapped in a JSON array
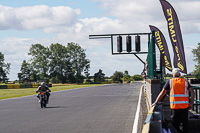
[{"x1": 0, "y1": 0, "x2": 200, "y2": 81}]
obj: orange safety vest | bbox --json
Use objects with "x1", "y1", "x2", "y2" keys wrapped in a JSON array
[{"x1": 169, "y1": 78, "x2": 189, "y2": 109}]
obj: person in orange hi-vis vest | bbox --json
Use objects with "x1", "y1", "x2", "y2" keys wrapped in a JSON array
[{"x1": 152, "y1": 68, "x2": 194, "y2": 133}]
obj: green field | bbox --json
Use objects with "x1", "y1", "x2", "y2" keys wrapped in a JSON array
[{"x1": 0, "y1": 84, "x2": 103, "y2": 100}]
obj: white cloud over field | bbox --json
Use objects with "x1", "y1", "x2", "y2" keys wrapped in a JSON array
[
  {"x1": 0, "y1": 5, "x2": 80, "y2": 30},
  {"x1": 0, "y1": 0, "x2": 200, "y2": 80}
]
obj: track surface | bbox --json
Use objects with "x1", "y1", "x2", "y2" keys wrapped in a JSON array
[{"x1": 0, "y1": 82, "x2": 142, "y2": 133}]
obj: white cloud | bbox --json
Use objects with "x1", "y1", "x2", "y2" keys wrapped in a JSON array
[
  {"x1": 93, "y1": 0, "x2": 200, "y2": 34},
  {"x1": 0, "y1": 37, "x2": 33, "y2": 80},
  {"x1": 0, "y1": 5, "x2": 80, "y2": 30},
  {"x1": 1, "y1": 0, "x2": 200, "y2": 80}
]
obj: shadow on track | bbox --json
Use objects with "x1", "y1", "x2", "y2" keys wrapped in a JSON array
[{"x1": 45, "y1": 106, "x2": 67, "y2": 109}]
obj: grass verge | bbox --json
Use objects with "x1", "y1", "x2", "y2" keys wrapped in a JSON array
[{"x1": 0, "y1": 84, "x2": 103, "y2": 100}]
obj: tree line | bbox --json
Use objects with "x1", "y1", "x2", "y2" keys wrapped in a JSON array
[
  {"x1": 81, "y1": 69, "x2": 143, "y2": 83},
  {"x1": 18, "y1": 42, "x2": 90, "y2": 83},
  {"x1": 2, "y1": 42, "x2": 200, "y2": 83},
  {"x1": 17, "y1": 42, "x2": 144, "y2": 83},
  {"x1": 0, "y1": 41, "x2": 143, "y2": 84},
  {"x1": 0, "y1": 52, "x2": 10, "y2": 82}
]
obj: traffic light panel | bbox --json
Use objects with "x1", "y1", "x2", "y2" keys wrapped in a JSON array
[
  {"x1": 135, "y1": 35, "x2": 140, "y2": 52},
  {"x1": 117, "y1": 36, "x2": 122, "y2": 52},
  {"x1": 126, "y1": 36, "x2": 131, "y2": 52}
]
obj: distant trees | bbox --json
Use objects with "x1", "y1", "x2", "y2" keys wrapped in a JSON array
[
  {"x1": 131, "y1": 74, "x2": 143, "y2": 81},
  {"x1": 19, "y1": 42, "x2": 90, "y2": 83},
  {"x1": 123, "y1": 70, "x2": 131, "y2": 81},
  {"x1": 18, "y1": 60, "x2": 31, "y2": 83},
  {"x1": 0, "y1": 52, "x2": 10, "y2": 82},
  {"x1": 28, "y1": 44, "x2": 50, "y2": 80},
  {"x1": 111, "y1": 71, "x2": 123, "y2": 83},
  {"x1": 48, "y1": 43, "x2": 71, "y2": 83},
  {"x1": 110, "y1": 70, "x2": 143, "y2": 83},
  {"x1": 192, "y1": 43, "x2": 200, "y2": 78},
  {"x1": 67, "y1": 43, "x2": 90, "y2": 83},
  {"x1": 16, "y1": 41, "x2": 146, "y2": 83},
  {"x1": 94, "y1": 69, "x2": 105, "y2": 83},
  {"x1": 84, "y1": 62, "x2": 90, "y2": 83}
]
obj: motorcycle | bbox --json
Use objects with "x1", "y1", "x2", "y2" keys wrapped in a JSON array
[{"x1": 39, "y1": 91, "x2": 48, "y2": 108}]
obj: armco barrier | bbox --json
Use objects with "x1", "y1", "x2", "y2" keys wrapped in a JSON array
[
  {"x1": 32, "y1": 84, "x2": 39, "y2": 88},
  {"x1": 20, "y1": 84, "x2": 26, "y2": 88},
  {"x1": 7, "y1": 84, "x2": 20, "y2": 89},
  {"x1": 48, "y1": 84, "x2": 52, "y2": 87},
  {"x1": 0, "y1": 84, "x2": 39, "y2": 89},
  {"x1": 25, "y1": 84, "x2": 32, "y2": 88},
  {"x1": 142, "y1": 104, "x2": 163, "y2": 133},
  {"x1": 0, "y1": 85, "x2": 7, "y2": 89}
]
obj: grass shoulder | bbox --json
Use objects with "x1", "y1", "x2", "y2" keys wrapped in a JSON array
[{"x1": 0, "y1": 84, "x2": 103, "y2": 100}]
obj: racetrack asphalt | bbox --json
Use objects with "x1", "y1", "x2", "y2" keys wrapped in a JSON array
[{"x1": 0, "y1": 82, "x2": 142, "y2": 133}]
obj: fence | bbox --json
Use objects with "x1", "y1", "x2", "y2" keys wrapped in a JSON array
[
  {"x1": 147, "y1": 31, "x2": 156, "y2": 79},
  {"x1": 190, "y1": 85, "x2": 200, "y2": 114}
]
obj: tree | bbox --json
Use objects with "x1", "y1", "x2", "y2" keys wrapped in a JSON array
[
  {"x1": 0, "y1": 52, "x2": 10, "y2": 82},
  {"x1": 123, "y1": 70, "x2": 131, "y2": 81},
  {"x1": 18, "y1": 73, "x2": 22, "y2": 83},
  {"x1": 19, "y1": 60, "x2": 31, "y2": 83},
  {"x1": 49, "y1": 43, "x2": 71, "y2": 83},
  {"x1": 30, "y1": 70, "x2": 39, "y2": 82},
  {"x1": 94, "y1": 69, "x2": 105, "y2": 83},
  {"x1": 26, "y1": 42, "x2": 90, "y2": 83},
  {"x1": 111, "y1": 71, "x2": 123, "y2": 83},
  {"x1": 131, "y1": 74, "x2": 143, "y2": 81},
  {"x1": 28, "y1": 44, "x2": 50, "y2": 79},
  {"x1": 192, "y1": 43, "x2": 200, "y2": 78},
  {"x1": 84, "y1": 62, "x2": 91, "y2": 83},
  {"x1": 67, "y1": 42, "x2": 90, "y2": 83}
]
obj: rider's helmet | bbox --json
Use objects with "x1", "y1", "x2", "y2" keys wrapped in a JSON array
[{"x1": 41, "y1": 82, "x2": 46, "y2": 86}]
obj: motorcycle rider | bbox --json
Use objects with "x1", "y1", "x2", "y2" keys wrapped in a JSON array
[{"x1": 36, "y1": 82, "x2": 51, "y2": 104}]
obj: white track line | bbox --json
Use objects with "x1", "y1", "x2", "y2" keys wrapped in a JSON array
[
  {"x1": 0, "y1": 95, "x2": 36, "y2": 101},
  {"x1": 132, "y1": 85, "x2": 143, "y2": 133}
]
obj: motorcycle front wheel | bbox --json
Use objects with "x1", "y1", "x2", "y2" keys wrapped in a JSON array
[
  {"x1": 44, "y1": 100, "x2": 46, "y2": 108},
  {"x1": 41, "y1": 99, "x2": 44, "y2": 108}
]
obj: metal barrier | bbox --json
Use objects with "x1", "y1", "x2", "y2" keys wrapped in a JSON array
[
  {"x1": 142, "y1": 104, "x2": 163, "y2": 133},
  {"x1": 190, "y1": 85, "x2": 200, "y2": 114},
  {"x1": 0, "y1": 84, "x2": 39, "y2": 89}
]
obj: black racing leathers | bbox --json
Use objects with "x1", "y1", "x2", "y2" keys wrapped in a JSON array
[{"x1": 36, "y1": 86, "x2": 51, "y2": 103}]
